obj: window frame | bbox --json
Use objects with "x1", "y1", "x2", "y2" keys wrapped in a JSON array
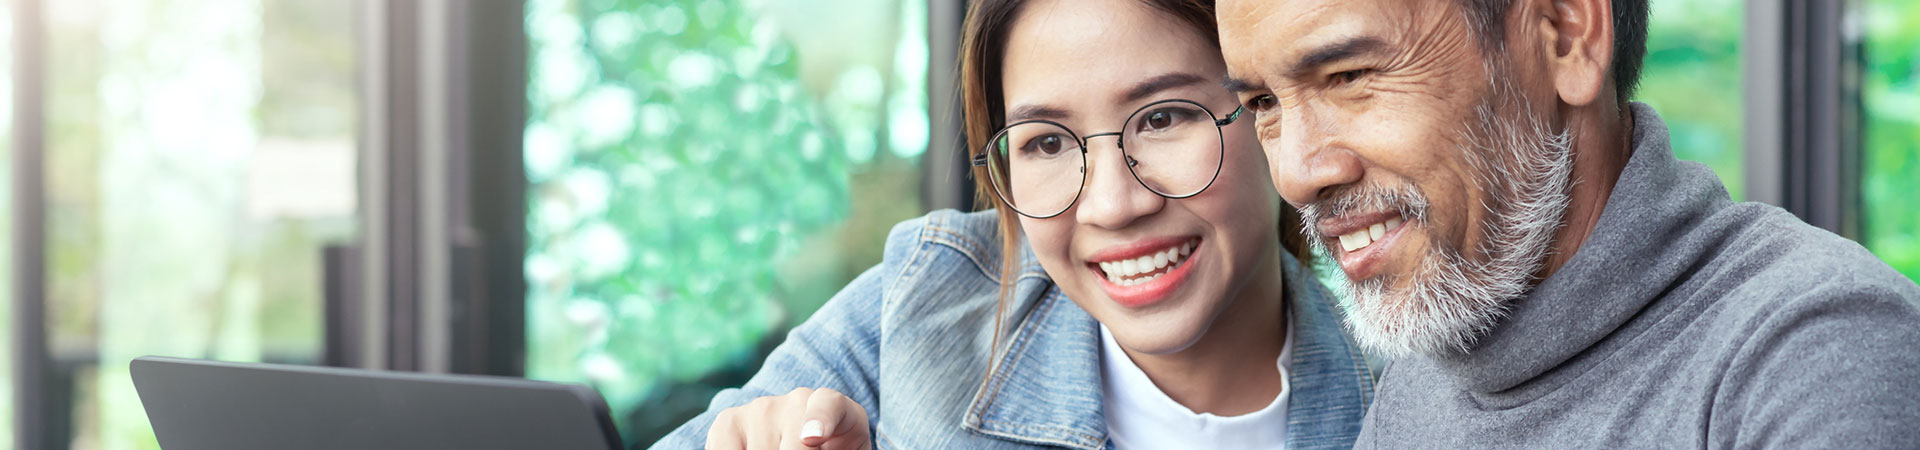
[
  {"x1": 1743, "y1": 0, "x2": 1865, "y2": 238},
  {"x1": 10, "y1": 0, "x2": 49, "y2": 447},
  {"x1": 5, "y1": 0, "x2": 1887, "y2": 447}
]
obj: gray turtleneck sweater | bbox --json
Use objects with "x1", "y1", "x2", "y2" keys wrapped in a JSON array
[{"x1": 1354, "y1": 103, "x2": 1920, "y2": 449}]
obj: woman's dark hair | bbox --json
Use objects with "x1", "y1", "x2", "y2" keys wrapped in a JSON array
[{"x1": 957, "y1": 0, "x2": 1315, "y2": 360}]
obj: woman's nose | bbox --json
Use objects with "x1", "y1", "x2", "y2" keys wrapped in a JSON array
[{"x1": 1074, "y1": 136, "x2": 1166, "y2": 230}]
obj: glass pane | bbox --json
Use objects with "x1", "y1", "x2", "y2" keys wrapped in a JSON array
[
  {"x1": 1638, "y1": 0, "x2": 1744, "y2": 199},
  {"x1": 42, "y1": 0, "x2": 357, "y2": 448},
  {"x1": 1861, "y1": 0, "x2": 1920, "y2": 281},
  {"x1": 522, "y1": 0, "x2": 929, "y2": 445}
]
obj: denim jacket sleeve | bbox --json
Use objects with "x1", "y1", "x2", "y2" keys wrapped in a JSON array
[{"x1": 647, "y1": 220, "x2": 920, "y2": 448}]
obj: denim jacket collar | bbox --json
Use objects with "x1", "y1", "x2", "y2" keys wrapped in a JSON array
[
  {"x1": 963, "y1": 254, "x2": 1374, "y2": 449},
  {"x1": 1280, "y1": 257, "x2": 1377, "y2": 447}
]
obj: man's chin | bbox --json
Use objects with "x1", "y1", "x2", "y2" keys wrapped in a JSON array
[{"x1": 1342, "y1": 276, "x2": 1516, "y2": 359}]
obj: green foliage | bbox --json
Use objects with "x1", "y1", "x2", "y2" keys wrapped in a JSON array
[
  {"x1": 1863, "y1": 0, "x2": 1920, "y2": 281},
  {"x1": 523, "y1": 0, "x2": 930, "y2": 443},
  {"x1": 524, "y1": 0, "x2": 853, "y2": 416},
  {"x1": 1637, "y1": 0, "x2": 1745, "y2": 199},
  {"x1": 1636, "y1": 0, "x2": 1917, "y2": 282}
]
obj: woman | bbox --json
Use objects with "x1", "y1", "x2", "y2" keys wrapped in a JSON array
[{"x1": 655, "y1": 0, "x2": 1373, "y2": 448}]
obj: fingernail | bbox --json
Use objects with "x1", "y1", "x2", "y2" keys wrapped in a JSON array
[{"x1": 800, "y1": 420, "x2": 824, "y2": 439}]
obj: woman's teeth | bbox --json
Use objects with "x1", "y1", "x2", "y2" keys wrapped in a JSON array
[
  {"x1": 1098, "y1": 240, "x2": 1196, "y2": 286},
  {"x1": 1339, "y1": 216, "x2": 1405, "y2": 252}
]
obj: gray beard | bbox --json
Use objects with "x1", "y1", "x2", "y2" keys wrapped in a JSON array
[{"x1": 1301, "y1": 67, "x2": 1576, "y2": 359}]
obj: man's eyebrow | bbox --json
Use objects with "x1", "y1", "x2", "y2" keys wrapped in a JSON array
[
  {"x1": 1119, "y1": 72, "x2": 1208, "y2": 104},
  {"x1": 1007, "y1": 104, "x2": 1071, "y2": 123},
  {"x1": 1222, "y1": 75, "x2": 1263, "y2": 94},
  {"x1": 1286, "y1": 36, "x2": 1389, "y2": 79}
]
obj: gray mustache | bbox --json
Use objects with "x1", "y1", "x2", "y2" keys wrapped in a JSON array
[{"x1": 1297, "y1": 183, "x2": 1432, "y2": 238}]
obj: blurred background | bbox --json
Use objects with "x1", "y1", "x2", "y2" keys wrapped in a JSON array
[{"x1": 1, "y1": 0, "x2": 1914, "y2": 448}]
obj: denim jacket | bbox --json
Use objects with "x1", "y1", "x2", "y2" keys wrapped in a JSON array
[{"x1": 652, "y1": 209, "x2": 1375, "y2": 449}]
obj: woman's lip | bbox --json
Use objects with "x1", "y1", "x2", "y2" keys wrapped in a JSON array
[
  {"x1": 1335, "y1": 221, "x2": 1407, "y2": 282},
  {"x1": 1093, "y1": 244, "x2": 1200, "y2": 309}
]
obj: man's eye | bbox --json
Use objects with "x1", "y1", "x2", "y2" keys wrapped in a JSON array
[
  {"x1": 1330, "y1": 68, "x2": 1373, "y2": 85},
  {"x1": 1245, "y1": 94, "x2": 1278, "y2": 112}
]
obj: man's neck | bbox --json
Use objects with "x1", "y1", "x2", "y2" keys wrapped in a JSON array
[{"x1": 1539, "y1": 104, "x2": 1635, "y2": 279}]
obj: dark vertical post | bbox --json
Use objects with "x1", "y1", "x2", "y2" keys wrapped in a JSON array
[
  {"x1": 323, "y1": 245, "x2": 360, "y2": 368},
  {"x1": 1772, "y1": 0, "x2": 1862, "y2": 237},
  {"x1": 1743, "y1": 0, "x2": 1784, "y2": 207},
  {"x1": 462, "y1": 0, "x2": 528, "y2": 377},
  {"x1": 922, "y1": 0, "x2": 974, "y2": 213},
  {"x1": 383, "y1": 0, "x2": 423, "y2": 372},
  {"x1": 10, "y1": 0, "x2": 48, "y2": 447}
]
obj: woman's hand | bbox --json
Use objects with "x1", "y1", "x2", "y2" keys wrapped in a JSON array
[{"x1": 705, "y1": 387, "x2": 872, "y2": 450}]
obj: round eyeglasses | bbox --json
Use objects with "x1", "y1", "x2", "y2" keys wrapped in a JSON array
[{"x1": 972, "y1": 99, "x2": 1243, "y2": 219}]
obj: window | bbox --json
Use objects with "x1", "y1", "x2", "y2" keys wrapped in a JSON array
[
  {"x1": 521, "y1": 0, "x2": 931, "y2": 444},
  {"x1": 1861, "y1": 0, "x2": 1920, "y2": 280},
  {"x1": 1, "y1": 0, "x2": 14, "y2": 446},
  {"x1": 40, "y1": 0, "x2": 357, "y2": 447},
  {"x1": 1638, "y1": 0, "x2": 1745, "y2": 199},
  {"x1": 0, "y1": 1, "x2": 1910, "y2": 448}
]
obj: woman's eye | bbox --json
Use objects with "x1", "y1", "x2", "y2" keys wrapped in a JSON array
[
  {"x1": 1330, "y1": 68, "x2": 1373, "y2": 86},
  {"x1": 1146, "y1": 111, "x2": 1171, "y2": 129},
  {"x1": 1141, "y1": 109, "x2": 1188, "y2": 131},
  {"x1": 1022, "y1": 134, "x2": 1070, "y2": 155}
]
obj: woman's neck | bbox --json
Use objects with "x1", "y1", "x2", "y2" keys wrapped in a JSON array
[{"x1": 1119, "y1": 264, "x2": 1289, "y2": 416}]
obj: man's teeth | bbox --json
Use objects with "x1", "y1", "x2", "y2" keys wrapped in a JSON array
[
  {"x1": 1098, "y1": 240, "x2": 1196, "y2": 286},
  {"x1": 1338, "y1": 216, "x2": 1405, "y2": 252}
]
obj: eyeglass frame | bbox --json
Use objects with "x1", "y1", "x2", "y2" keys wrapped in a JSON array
[{"x1": 971, "y1": 98, "x2": 1246, "y2": 219}]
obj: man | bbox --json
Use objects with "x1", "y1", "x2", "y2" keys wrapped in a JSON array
[{"x1": 1215, "y1": 0, "x2": 1920, "y2": 447}]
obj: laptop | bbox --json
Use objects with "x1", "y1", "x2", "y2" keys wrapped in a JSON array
[{"x1": 131, "y1": 356, "x2": 624, "y2": 450}]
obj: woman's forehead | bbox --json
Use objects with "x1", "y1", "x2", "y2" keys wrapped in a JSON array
[{"x1": 999, "y1": 0, "x2": 1225, "y2": 120}]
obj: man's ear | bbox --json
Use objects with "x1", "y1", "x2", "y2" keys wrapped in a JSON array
[{"x1": 1536, "y1": 0, "x2": 1613, "y2": 107}]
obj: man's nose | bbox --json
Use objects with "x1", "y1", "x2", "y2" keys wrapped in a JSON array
[
  {"x1": 1267, "y1": 105, "x2": 1362, "y2": 208},
  {"x1": 1075, "y1": 135, "x2": 1165, "y2": 230}
]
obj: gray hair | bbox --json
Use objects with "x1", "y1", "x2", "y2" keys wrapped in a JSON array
[{"x1": 1453, "y1": 0, "x2": 1650, "y2": 107}]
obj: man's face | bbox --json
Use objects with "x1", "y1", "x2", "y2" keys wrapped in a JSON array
[{"x1": 1217, "y1": 0, "x2": 1576, "y2": 357}]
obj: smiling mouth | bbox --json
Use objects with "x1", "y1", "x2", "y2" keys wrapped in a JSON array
[
  {"x1": 1094, "y1": 238, "x2": 1199, "y2": 286},
  {"x1": 1335, "y1": 215, "x2": 1406, "y2": 252}
]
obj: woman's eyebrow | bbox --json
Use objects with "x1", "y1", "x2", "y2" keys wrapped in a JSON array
[
  {"x1": 1119, "y1": 72, "x2": 1208, "y2": 104},
  {"x1": 1006, "y1": 73, "x2": 1208, "y2": 123},
  {"x1": 1007, "y1": 103, "x2": 1071, "y2": 123}
]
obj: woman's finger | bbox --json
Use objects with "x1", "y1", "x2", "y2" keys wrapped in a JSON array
[
  {"x1": 766, "y1": 388, "x2": 817, "y2": 450},
  {"x1": 705, "y1": 408, "x2": 745, "y2": 450},
  {"x1": 742, "y1": 398, "x2": 786, "y2": 450},
  {"x1": 799, "y1": 388, "x2": 870, "y2": 449}
]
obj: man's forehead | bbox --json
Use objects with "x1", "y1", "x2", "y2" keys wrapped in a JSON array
[
  {"x1": 1218, "y1": 0, "x2": 1332, "y2": 41},
  {"x1": 1220, "y1": 0, "x2": 1416, "y2": 72}
]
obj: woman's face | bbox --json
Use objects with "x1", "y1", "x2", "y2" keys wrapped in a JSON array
[{"x1": 1001, "y1": 0, "x2": 1283, "y2": 355}]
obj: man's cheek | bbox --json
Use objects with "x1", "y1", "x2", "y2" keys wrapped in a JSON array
[{"x1": 1261, "y1": 144, "x2": 1286, "y2": 193}]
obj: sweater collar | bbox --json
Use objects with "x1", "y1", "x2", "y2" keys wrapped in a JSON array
[{"x1": 1432, "y1": 103, "x2": 1736, "y2": 398}]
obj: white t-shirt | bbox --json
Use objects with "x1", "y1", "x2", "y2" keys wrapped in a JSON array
[{"x1": 1099, "y1": 318, "x2": 1294, "y2": 450}]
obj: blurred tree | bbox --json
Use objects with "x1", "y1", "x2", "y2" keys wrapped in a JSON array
[
  {"x1": 1637, "y1": 0, "x2": 1745, "y2": 199},
  {"x1": 1863, "y1": 0, "x2": 1920, "y2": 281},
  {"x1": 522, "y1": 0, "x2": 929, "y2": 445}
]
